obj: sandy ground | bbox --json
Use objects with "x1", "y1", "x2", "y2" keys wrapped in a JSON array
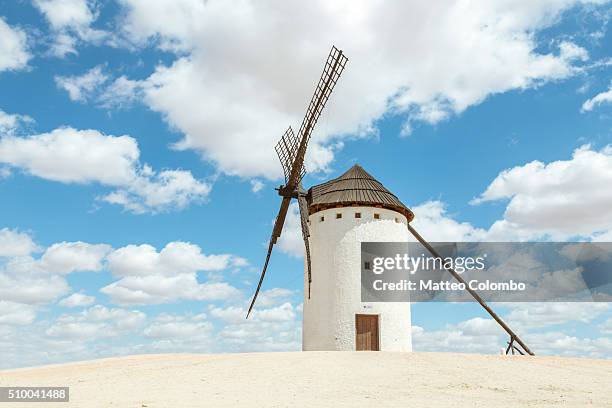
[{"x1": 1, "y1": 352, "x2": 611, "y2": 407}]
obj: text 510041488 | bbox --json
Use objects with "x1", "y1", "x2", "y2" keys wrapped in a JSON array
[{"x1": 0, "y1": 387, "x2": 69, "y2": 402}]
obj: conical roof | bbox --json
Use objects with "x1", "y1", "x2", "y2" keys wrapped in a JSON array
[{"x1": 307, "y1": 164, "x2": 414, "y2": 221}]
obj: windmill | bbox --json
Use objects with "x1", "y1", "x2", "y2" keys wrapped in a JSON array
[{"x1": 247, "y1": 45, "x2": 533, "y2": 356}]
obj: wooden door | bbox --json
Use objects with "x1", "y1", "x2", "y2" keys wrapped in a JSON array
[{"x1": 355, "y1": 314, "x2": 379, "y2": 351}]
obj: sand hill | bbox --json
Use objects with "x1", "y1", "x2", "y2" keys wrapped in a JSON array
[{"x1": 1, "y1": 352, "x2": 611, "y2": 407}]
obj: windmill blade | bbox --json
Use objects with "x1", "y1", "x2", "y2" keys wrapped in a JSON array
[
  {"x1": 297, "y1": 194, "x2": 312, "y2": 298},
  {"x1": 246, "y1": 196, "x2": 292, "y2": 318},
  {"x1": 275, "y1": 127, "x2": 305, "y2": 183},
  {"x1": 285, "y1": 46, "x2": 348, "y2": 190}
]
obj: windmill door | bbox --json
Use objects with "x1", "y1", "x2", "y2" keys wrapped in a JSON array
[{"x1": 355, "y1": 314, "x2": 379, "y2": 351}]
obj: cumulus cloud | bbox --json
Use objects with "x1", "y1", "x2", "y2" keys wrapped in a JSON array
[
  {"x1": 0, "y1": 127, "x2": 138, "y2": 184},
  {"x1": 256, "y1": 288, "x2": 294, "y2": 308},
  {"x1": 0, "y1": 227, "x2": 39, "y2": 257},
  {"x1": 40, "y1": 242, "x2": 111, "y2": 274},
  {"x1": 33, "y1": 0, "x2": 107, "y2": 57},
  {"x1": 45, "y1": 305, "x2": 146, "y2": 340},
  {"x1": 55, "y1": 65, "x2": 108, "y2": 101},
  {"x1": 0, "y1": 109, "x2": 33, "y2": 135},
  {"x1": 58, "y1": 292, "x2": 96, "y2": 307},
  {"x1": 250, "y1": 179, "x2": 264, "y2": 193},
  {"x1": 0, "y1": 301, "x2": 37, "y2": 325},
  {"x1": 0, "y1": 127, "x2": 211, "y2": 213},
  {"x1": 410, "y1": 201, "x2": 487, "y2": 241},
  {"x1": 0, "y1": 228, "x2": 246, "y2": 309},
  {"x1": 98, "y1": 76, "x2": 142, "y2": 108},
  {"x1": 211, "y1": 302, "x2": 296, "y2": 324},
  {"x1": 581, "y1": 84, "x2": 612, "y2": 112},
  {"x1": 599, "y1": 318, "x2": 612, "y2": 335},
  {"x1": 106, "y1": 0, "x2": 596, "y2": 180},
  {"x1": 211, "y1": 302, "x2": 301, "y2": 352},
  {"x1": 0, "y1": 227, "x2": 250, "y2": 364},
  {"x1": 142, "y1": 313, "x2": 215, "y2": 351},
  {"x1": 505, "y1": 302, "x2": 610, "y2": 329},
  {"x1": 408, "y1": 144, "x2": 612, "y2": 244},
  {"x1": 101, "y1": 241, "x2": 244, "y2": 305},
  {"x1": 523, "y1": 331, "x2": 612, "y2": 358},
  {"x1": 0, "y1": 272, "x2": 70, "y2": 305},
  {"x1": 0, "y1": 240, "x2": 108, "y2": 304},
  {"x1": 472, "y1": 144, "x2": 612, "y2": 239},
  {"x1": 413, "y1": 312, "x2": 612, "y2": 358},
  {"x1": 0, "y1": 17, "x2": 30, "y2": 72},
  {"x1": 412, "y1": 317, "x2": 505, "y2": 354}
]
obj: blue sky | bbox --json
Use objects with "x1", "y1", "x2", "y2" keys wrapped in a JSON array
[{"x1": 0, "y1": 0, "x2": 611, "y2": 368}]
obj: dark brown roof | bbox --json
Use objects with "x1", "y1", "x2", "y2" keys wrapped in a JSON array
[{"x1": 307, "y1": 164, "x2": 414, "y2": 221}]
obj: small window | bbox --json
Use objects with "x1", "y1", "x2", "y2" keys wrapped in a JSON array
[
  {"x1": 395, "y1": 217, "x2": 400, "y2": 223},
  {"x1": 374, "y1": 213, "x2": 380, "y2": 219},
  {"x1": 355, "y1": 212, "x2": 361, "y2": 219},
  {"x1": 364, "y1": 261, "x2": 371, "y2": 270},
  {"x1": 320, "y1": 216, "x2": 324, "y2": 222},
  {"x1": 336, "y1": 213, "x2": 342, "y2": 219}
]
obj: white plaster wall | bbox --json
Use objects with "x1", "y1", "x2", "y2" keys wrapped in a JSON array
[{"x1": 302, "y1": 206, "x2": 413, "y2": 351}]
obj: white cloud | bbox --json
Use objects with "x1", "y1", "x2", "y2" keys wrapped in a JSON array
[
  {"x1": 99, "y1": 168, "x2": 211, "y2": 214},
  {"x1": 558, "y1": 40, "x2": 589, "y2": 62},
  {"x1": 257, "y1": 288, "x2": 294, "y2": 308},
  {"x1": 599, "y1": 318, "x2": 612, "y2": 335},
  {"x1": 144, "y1": 314, "x2": 211, "y2": 339},
  {"x1": 412, "y1": 317, "x2": 505, "y2": 354},
  {"x1": 413, "y1": 315, "x2": 612, "y2": 358},
  {"x1": 40, "y1": 242, "x2": 111, "y2": 274},
  {"x1": 0, "y1": 270, "x2": 70, "y2": 304},
  {"x1": 55, "y1": 65, "x2": 108, "y2": 101},
  {"x1": 0, "y1": 228, "x2": 248, "y2": 310},
  {"x1": 101, "y1": 241, "x2": 242, "y2": 305},
  {"x1": 208, "y1": 305, "x2": 246, "y2": 324},
  {"x1": 472, "y1": 145, "x2": 612, "y2": 239},
  {"x1": 581, "y1": 84, "x2": 612, "y2": 112},
  {"x1": 212, "y1": 302, "x2": 301, "y2": 352},
  {"x1": 250, "y1": 179, "x2": 264, "y2": 193},
  {"x1": 0, "y1": 127, "x2": 211, "y2": 213},
  {"x1": 33, "y1": 0, "x2": 107, "y2": 57},
  {"x1": 254, "y1": 302, "x2": 296, "y2": 322},
  {"x1": 410, "y1": 201, "x2": 487, "y2": 241},
  {"x1": 106, "y1": 242, "x2": 235, "y2": 276},
  {"x1": 403, "y1": 147, "x2": 612, "y2": 245},
  {"x1": 0, "y1": 301, "x2": 37, "y2": 325},
  {"x1": 98, "y1": 76, "x2": 141, "y2": 108},
  {"x1": 140, "y1": 313, "x2": 214, "y2": 352},
  {"x1": 58, "y1": 292, "x2": 96, "y2": 307},
  {"x1": 0, "y1": 109, "x2": 33, "y2": 135},
  {"x1": 0, "y1": 17, "x2": 30, "y2": 72},
  {"x1": 505, "y1": 302, "x2": 610, "y2": 329},
  {"x1": 523, "y1": 331, "x2": 612, "y2": 358},
  {"x1": 0, "y1": 227, "x2": 39, "y2": 257},
  {"x1": 0, "y1": 127, "x2": 139, "y2": 184},
  {"x1": 34, "y1": 0, "x2": 96, "y2": 30},
  {"x1": 210, "y1": 302, "x2": 296, "y2": 324},
  {"x1": 111, "y1": 0, "x2": 595, "y2": 179},
  {"x1": 45, "y1": 305, "x2": 146, "y2": 340},
  {"x1": 49, "y1": 32, "x2": 78, "y2": 57},
  {"x1": 0, "y1": 240, "x2": 107, "y2": 305}
]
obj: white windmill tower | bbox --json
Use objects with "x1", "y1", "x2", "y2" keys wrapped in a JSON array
[
  {"x1": 301, "y1": 164, "x2": 415, "y2": 351},
  {"x1": 247, "y1": 46, "x2": 534, "y2": 355}
]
